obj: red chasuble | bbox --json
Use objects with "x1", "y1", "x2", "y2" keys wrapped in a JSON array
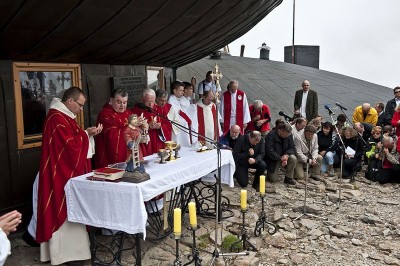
[
  {"x1": 197, "y1": 104, "x2": 218, "y2": 142},
  {"x1": 222, "y1": 90, "x2": 245, "y2": 133},
  {"x1": 36, "y1": 109, "x2": 90, "y2": 243},
  {"x1": 157, "y1": 103, "x2": 173, "y2": 141},
  {"x1": 131, "y1": 104, "x2": 163, "y2": 156},
  {"x1": 94, "y1": 103, "x2": 131, "y2": 168}
]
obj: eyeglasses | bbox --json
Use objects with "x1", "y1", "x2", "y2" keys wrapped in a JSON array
[
  {"x1": 395, "y1": 91, "x2": 400, "y2": 94},
  {"x1": 73, "y1": 99, "x2": 85, "y2": 108}
]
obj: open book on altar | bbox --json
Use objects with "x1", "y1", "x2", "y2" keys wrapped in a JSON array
[{"x1": 89, "y1": 167, "x2": 125, "y2": 182}]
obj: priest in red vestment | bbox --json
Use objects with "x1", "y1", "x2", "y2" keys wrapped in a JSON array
[
  {"x1": 219, "y1": 80, "x2": 251, "y2": 134},
  {"x1": 36, "y1": 87, "x2": 103, "y2": 265},
  {"x1": 155, "y1": 89, "x2": 179, "y2": 142},
  {"x1": 131, "y1": 88, "x2": 163, "y2": 156},
  {"x1": 247, "y1": 100, "x2": 272, "y2": 137},
  {"x1": 94, "y1": 89, "x2": 131, "y2": 168},
  {"x1": 196, "y1": 90, "x2": 221, "y2": 149}
]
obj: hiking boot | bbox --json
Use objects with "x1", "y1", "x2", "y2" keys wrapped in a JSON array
[{"x1": 284, "y1": 176, "x2": 296, "y2": 185}]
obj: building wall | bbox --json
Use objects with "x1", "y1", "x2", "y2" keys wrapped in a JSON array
[{"x1": 284, "y1": 45, "x2": 320, "y2": 69}]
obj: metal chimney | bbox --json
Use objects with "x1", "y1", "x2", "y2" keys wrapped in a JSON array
[
  {"x1": 240, "y1": 44, "x2": 245, "y2": 57},
  {"x1": 258, "y1": 43, "x2": 271, "y2": 60}
]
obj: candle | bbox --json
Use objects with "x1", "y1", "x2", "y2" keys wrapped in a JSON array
[
  {"x1": 240, "y1": 190, "x2": 247, "y2": 210},
  {"x1": 174, "y1": 208, "x2": 181, "y2": 234},
  {"x1": 259, "y1": 175, "x2": 266, "y2": 194},
  {"x1": 188, "y1": 202, "x2": 197, "y2": 227}
]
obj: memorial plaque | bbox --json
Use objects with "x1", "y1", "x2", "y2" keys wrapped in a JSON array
[{"x1": 111, "y1": 76, "x2": 146, "y2": 107}]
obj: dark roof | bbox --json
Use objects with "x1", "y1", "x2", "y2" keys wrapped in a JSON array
[
  {"x1": 0, "y1": 0, "x2": 282, "y2": 68},
  {"x1": 177, "y1": 54, "x2": 392, "y2": 120}
]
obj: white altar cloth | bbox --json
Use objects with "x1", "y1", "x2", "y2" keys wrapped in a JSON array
[{"x1": 65, "y1": 147, "x2": 235, "y2": 239}]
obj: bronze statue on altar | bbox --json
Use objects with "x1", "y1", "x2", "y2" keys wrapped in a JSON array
[{"x1": 123, "y1": 114, "x2": 150, "y2": 183}]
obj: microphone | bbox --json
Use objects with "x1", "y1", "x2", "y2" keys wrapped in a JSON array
[
  {"x1": 336, "y1": 102, "x2": 348, "y2": 111},
  {"x1": 279, "y1": 111, "x2": 292, "y2": 121},
  {"x1": 324, "y1": 104, "x2": 335, "y2": 115},
  {"x1": 137, "y1": 102, "x2": 153, "y2": 112}
]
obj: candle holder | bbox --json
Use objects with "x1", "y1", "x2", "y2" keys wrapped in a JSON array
[
  {"x1": 183, "y1": 225, "x2": 202, "y2": 266},
  {"x1": 174, "y1": 144, "x2": 181, "y2": 159},
  {"x1": 254, "y1": 192, "x2": 277, "y2": 237},
  {"x1": 173, "y1": 233, "x2": 182, "y2": 266},
  {"x1": 229, "y1": 208, "x2": 257, "y2": 252}
]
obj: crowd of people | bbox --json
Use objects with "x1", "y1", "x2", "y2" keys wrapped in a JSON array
[{"x1": 5, "y1": 73, "x2": 400, "y2": 265}]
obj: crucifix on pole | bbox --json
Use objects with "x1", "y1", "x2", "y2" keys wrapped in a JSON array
[{"x1": 210, "y1": 63, "x2": 223, "y2": 104}]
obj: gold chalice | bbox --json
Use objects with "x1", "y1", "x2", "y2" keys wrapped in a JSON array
[
  {"x1": 157, "y1": 149, "x2": 169, "y2": 164},
  {"x1": 164, "y1": 141, "x2": 177, "y2": 161}
]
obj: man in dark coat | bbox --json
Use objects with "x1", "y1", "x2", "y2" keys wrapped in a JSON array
[
  {"x1": 384, "y1": 86, "x2": 400, "y2": 125},
  {"x1": 294, "y1": 80, "x2": 318, "y2": 121},
  {"x1": 219, "y1": 125, "x2": 241, "y2": 149},
  {"x1": 233, "y1": 131, "x2": 266, "y2": 191},
  {"x1": 264, "y1": 123, "x2": 297, "y2": 185}
]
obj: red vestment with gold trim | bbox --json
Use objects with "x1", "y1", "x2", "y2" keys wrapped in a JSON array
[
  {"x1": 94, "y1": 103, "x2": 131, "y2": 168},
  {"x1": 36, "y1": 109, "x2": 90, "y2": 243}
]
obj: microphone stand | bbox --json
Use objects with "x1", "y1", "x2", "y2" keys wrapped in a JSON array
[{"x1": 281, "y1": 117, "x2": 326, "y2": 221}]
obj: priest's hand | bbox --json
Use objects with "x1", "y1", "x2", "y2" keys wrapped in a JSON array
[
  {"x1": 86, "y1": 124, "x2": 103, "y2": 136},
  {"x1": 149, "y1": 121, "x2": 161, "y2": 129},
  {"x1": 0, "y1": 210, "x2": 22, "y2": 235}
]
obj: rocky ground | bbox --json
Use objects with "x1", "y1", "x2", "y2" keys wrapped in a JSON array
[{"x1": 5, "y1": 167, "x2": 400, "y2": 266}]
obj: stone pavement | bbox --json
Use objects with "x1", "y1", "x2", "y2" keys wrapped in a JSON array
[{"x1": 5, "y1": 169, "x2": 400, "y2": 266}]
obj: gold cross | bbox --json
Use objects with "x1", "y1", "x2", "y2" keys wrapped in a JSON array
[{"x1": 210, "y1": 64, "x2": 223, "y2": 88}]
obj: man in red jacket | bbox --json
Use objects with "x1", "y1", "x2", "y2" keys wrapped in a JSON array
[
  {"x1": 247, "y1": 100, "x2": 271, "y2": 137},
  {"x1": 95, "y1": 88, "x2": 130, "y2": 168}
]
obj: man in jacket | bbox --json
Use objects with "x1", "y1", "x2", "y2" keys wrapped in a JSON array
[
  {"x1": 294, "y1": 125, "x2": 322, "y2": 181},
  {"x1": 264, "y1": 123, "x2": 297, "y2": 185},
  {"x1": 233, "y1": 131, "x2": 266, "y2": 191},
  {"x1": 294, "y1": 80, "x2": 318, "y2": 121},
  {"x1": 384, "y1": 86, "x2": 400, "y2": 125}
]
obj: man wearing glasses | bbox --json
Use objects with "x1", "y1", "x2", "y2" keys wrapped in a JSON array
[
  {"x1": 36, "y1": 87, "x2": 102, "y2": 265},
  {"x1": 384, "y1": 86, "x2": 400, "y2": 125}
]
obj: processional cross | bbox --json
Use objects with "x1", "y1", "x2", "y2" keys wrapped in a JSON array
[{"x1": 210, "y1": 64, "x2": 223, "y2": 103}]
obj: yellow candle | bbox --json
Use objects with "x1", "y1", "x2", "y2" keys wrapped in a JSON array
[
  {"x1": 174, "y1": 208, "x2": 181, "y2": 234},
  {"x1": 240, "y1": 190, "x2": 247, "y2": 209},
  {"x1": 188, "y1": 202, "x2": 197, "y2": 227},
  {"x1": 259, "y1": 175, "x2": 266, "y2": 194}
]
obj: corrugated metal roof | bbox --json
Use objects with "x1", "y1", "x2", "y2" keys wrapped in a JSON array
[
  {"x1": 177, "y1": 54, "x2": 392, "y2": 120},
  {"x1": 0, "y1": 0, "x2": 282, "y2": 67}
]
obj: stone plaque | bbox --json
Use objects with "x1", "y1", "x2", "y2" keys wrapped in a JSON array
[{"x1": 112, "y1": 76, "x2": 146, "y2": 107}]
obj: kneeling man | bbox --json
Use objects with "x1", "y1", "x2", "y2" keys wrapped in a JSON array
[{"x1": 233, "y1": 131, "x2": 266, "y2": 190}]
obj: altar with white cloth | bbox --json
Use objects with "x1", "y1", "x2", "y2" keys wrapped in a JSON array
[{"x1": 65, "y1": 147, "x2": 235, "y2": 240}]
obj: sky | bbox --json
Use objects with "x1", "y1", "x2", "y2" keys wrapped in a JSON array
[{"x1": 229, "y1": 0, "x2": 400, "y2": 88}]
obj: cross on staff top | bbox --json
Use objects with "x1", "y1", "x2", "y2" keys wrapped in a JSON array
[{"x1": 210, "y1": 64, "x2": 223, "y2": 88}]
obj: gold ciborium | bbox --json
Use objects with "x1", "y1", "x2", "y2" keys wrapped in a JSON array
[{"x1": 164, "y1": 141, "x2": 177, "y2": 161}]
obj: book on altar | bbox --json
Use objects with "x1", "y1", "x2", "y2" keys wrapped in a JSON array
[{"x1": 90, "y1": 167, "x2": 125, "y2": 181}]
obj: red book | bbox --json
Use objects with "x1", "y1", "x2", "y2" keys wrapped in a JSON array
[{"x1": 90, "y1": 167, "x2": 125, "y2": 181}]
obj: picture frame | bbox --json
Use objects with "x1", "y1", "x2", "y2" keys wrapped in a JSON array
[{"x1": 13, "y1": 62, "x2": 82, "y2": 149}]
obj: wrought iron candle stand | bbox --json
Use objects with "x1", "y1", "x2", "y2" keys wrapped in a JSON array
[
  {"x1": 229, "y1": 208, "x2": 257, "y2": 252},
  {"x1": 173, "y1": 233, "x2": 182, "y2": 266},
  {"x1": 183, "y1": 225, "x2": 202, "y2": 266},
  {"x1": 254, "y1": 192, "x2": 277, "y2": 237}
]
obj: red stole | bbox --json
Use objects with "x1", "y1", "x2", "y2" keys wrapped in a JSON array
[
  {"x1": 94, "y1": 103, "x2": 130, "y2": 168},
  {"x1": 197, "y1": 104, "x2": 218, "y2": 142},
  {"x1": 157, "y1": 103, "x2": 173, "y2": 141},
  {"x1": 36, "y1": 109, "x2": 90, "y2": 243},
  {"x1": 223, "y1": 90, "x2": 244, "y2": 133},
  {"x1": 178, "y1": 110, "x2": 193, "y2": 144},
  {"x1": 131, "y1": 104, "x2": 163, "y2": 156}
]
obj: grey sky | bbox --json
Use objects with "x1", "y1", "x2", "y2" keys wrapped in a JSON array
[{"x1": 229, "y1": 0, "x2": 400, "y2": 88}]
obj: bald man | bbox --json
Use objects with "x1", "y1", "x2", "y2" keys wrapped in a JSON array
[
  {"x1": 352, "y1": 103, "x2": 378, "y2": 126},
  {"x1": 219, "y1": 124, "x2": 242, "y2": 149}
]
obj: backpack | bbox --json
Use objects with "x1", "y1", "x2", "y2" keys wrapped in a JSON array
[{"x1": 365, "y1": 158, "x2": 382, "y2": 181}]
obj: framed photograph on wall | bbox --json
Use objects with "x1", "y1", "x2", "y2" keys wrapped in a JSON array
[{"x1": 13, "y1": 62, "x2": 82, "y2": 149}]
